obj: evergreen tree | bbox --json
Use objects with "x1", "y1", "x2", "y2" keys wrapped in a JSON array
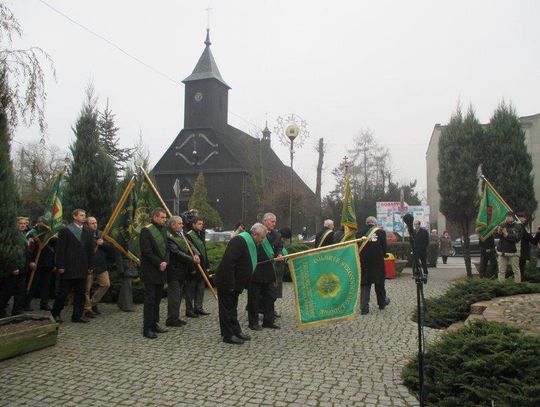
[
  {"x1": 187, "y1": 172, "x2": 223, "y2": 228},
  {"x1": 0, "y1": 71, "x2": 22, "y2": 275},
  {"x1": 98, "y1": 99, "x2": 134, "y2": 173},
  {"x1": 482, "y1": 101, "x2": 537, "y2": 218},
  {"x1": 64, "y1": 86, "x2": 117, "y2": 225},
  {"x1": 438, "y1": 106, "x2": 483, "y2": 276}
]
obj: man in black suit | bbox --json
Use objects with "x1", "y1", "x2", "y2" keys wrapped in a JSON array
[
  {"x1": 215, "y1": 223, "x2": 267, "y2": 344},
  {"x1": 413, "y1": 220, "x2": 430, "y2": 276},
  {"x1": 139, "y1": 208, "x2": 169, "y2": 339},
  {"x1": 51, "y1": 209, "x2": 94, "y2": 323},
  {"x1": 186, "y1": 216, "x2": 211, "y2": 316},
  {"x1": 315, "y1": 219, "x2": 335, "y2": 247},
  {"x1": 247, "y1": 213, "x2": 284, "y2": 331}
]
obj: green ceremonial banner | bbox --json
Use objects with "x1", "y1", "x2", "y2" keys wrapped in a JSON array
[
  {"x1": 103, "y1": 174, "x2": 162, "y2": 263},
  {"x1": 475, "y1": 179, "x2": 512, "y2": 241},
  {"x1": 288, "y1": 241, "x2": 361, "y2": 329},
  {"x1": 41, "y1": 171, "x2": 65, "y2": 244},
  {"x1": 340, "y1": 167, "x2": 357, "y2": 241}
]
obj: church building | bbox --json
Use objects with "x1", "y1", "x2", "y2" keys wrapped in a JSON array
[{"x1": 152, "y1": 30, "x2": 316, "y2": 230}]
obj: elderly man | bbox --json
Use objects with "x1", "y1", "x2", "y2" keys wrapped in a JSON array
[
  {"x1": 186, "y1": 216, "x2": 211, "y2": 316},
  {"x1": 84, "y1": 217, "x2": 113, "y2": 318},
  {"x1": 357, "y1": 216, "x2": 389, "y2": 315},
  {"x1": 165, "y1": 216, "x2": 200, "y2": 327},
  {"x1": 139, "y1": 208, "x2": 169, "y2": 339},
  {"x1": 51, "y1": 209, "x2": 94, "y2": 323},
  {"x1": 496, "y1": 211, "x2": 523, "y2": 283},
  {"x1": 413, "y1": 220, "x2": 430, "y2": 276},
  {"x1": 0, "y1": 217, "x2": 35, "y2": 317},
  {"x1": 215, "y1": 223, "x2": 267, "y2": 344},
  {"x1": 315, "y1": 219, "x2": 335, "y2": 247}
]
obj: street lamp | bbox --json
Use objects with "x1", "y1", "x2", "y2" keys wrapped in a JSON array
[{"x1": 274, "y1": 114, "x2": 309, "y2": 234}]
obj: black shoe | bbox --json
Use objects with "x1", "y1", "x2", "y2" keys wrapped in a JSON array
[
  {"x1": 72, "y1": 316, "x2": 91, "y2": 323},
  {"x1": 249, "y1": 324, "x2": 263, "y2": 331},
  {"x1": 196, "y1": 309, "x2": 210, "y2": 316},
  {"x1": 186, "y1": 311, "x2": 199, "y2": 318},
  {"x1": 84, "y1": 311, "x2": 96, "y2": 319},
  {"x1": 361, "y1": 309, "x2": 369, "y2": 315},
  {"x1": 274, "y1": 312, "x2": 281, "y2": 318},
  {"x1": 262, "y1": 323, "x2": 281, "y2": 330},
  {"x1": 236, "y1": 332, "x2": 251, "y2": 341},
  {"x1": 91, "y1": 305, "x2": 101, "y2": 315},
  {"x1": 40, "y1": 303, "x2": 51, "y2": 311},
  {"x1": 153, "y1": 324, "x2": 168, "y2": 333},
  {"x1": 223, "y1": 335, "x2": 244, "y2": 345},
  {"x1": 379, "y1": 298, "x2": 390, "y2": 310},
  {"x1": 177, "y1": 319, "x2": 187, "y2": 325},
  {"x1": 166, "y1": 320, "x2": 184, "y2": 327},
  {"x1": 143, "y1": 330, "x2": 158, "y2": 339},
  {"x1": 51, "y1": 313, "x2": 63, "y2": 323}
]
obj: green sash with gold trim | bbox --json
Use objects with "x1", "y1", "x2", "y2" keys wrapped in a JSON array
[{"x1": 147, "y1": 224, "x2": 167, "y2": 258}]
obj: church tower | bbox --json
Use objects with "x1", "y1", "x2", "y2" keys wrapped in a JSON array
[{"x1": 182, "y1": 29, "x2": 230, "y2": 131}]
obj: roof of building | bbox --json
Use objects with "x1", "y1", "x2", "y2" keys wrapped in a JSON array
[{"x1": 182, "y1": 29, "x2": 230, "y2": 89}]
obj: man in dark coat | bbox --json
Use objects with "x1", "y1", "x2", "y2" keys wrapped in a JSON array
[
  {"x1": 315, "y1": 219, "x2": 335, "y2": 247},
  {"x1": 139, "y1": 207, "x2": 169, "y2": 339},
  {"x1": 0, "y1": 217, "x2": 35, "y2": 317},
  {"x1": 479, "y1": 235, "x2": 498, "y2": 278},
  {"x1": 51, "y1": 209, "x2": 94, "y2": 323},
  {"x1": 413, "y1": 220, "x2": 429, "y2": 276},
  {"x1": 186, "y1": 216, "x2": 210, "y2": 316},
  {"x1": 496, "y1": 211, "x2": 523, "y2": 283},
  {"x1": 357, "y1": 216, "x2": 389, "y2": 315},
  {"x1": 215, "y1": 223, "x2": 267, "y2": 344},
  {"x1": 516, "y1": 213, "x2": 540, "y2": 281},
  {"x1": 83, "y1": 217, "x2": 113, "y2": 318},
  {"x1": 247, "y1": 212, "x2": 283, "y2": 331},
  {"x1": 165, "y1": 216, "x2": 200, "y2": 327}
]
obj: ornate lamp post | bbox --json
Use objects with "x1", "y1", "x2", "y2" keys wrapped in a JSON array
[{"x1": 274, "y1": 114, "x2": 309, "y2": 233}]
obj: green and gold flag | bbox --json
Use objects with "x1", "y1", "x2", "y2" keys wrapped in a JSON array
[
  {"x1": 475, "y1": 178, "x2": 512, "y2": 241},
  {"x1": 40, "y1": 171, "x2": 65, "y2": 245},
  {"x1": 288, "y1": 240, "x2": 361, "y2": 329},
  {"x1": 340, "y1": 165, "x2": 357, "y2": 241},
  {"x1": 103, "y1": 172, "x2": 163, "y2": 263}
]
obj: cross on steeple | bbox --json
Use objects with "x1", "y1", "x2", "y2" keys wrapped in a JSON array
[{"x1": 206, "y1": 5, "x2": 213, "y2": 30}]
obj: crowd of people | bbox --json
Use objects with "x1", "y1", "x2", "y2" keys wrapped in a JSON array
[{"x1": 3, "y1": 205, "x2": 537, "y2": 345}]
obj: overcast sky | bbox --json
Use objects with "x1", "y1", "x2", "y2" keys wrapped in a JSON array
[{"x1": 10, "y1": 0, "x2": 540, "y2": 198}]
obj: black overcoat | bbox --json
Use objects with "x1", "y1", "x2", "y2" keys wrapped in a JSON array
[
  {"x1": 252, "y1": 229, "x2": 282, "y2": 284},
  {"x1": 357, "y1": 227, "x2": 386, "y2": 286},
  {"x1": 166, "y1": 231, "x2": 198, "y2": 281},
  {"x1": 214, "y1": 235, "x2": 253, "y2": 292},
  {"x1": 139, "y1": 224, "x2": 169, "y2": 285},
  {"x1": 315, "y1": 227, "x2": 335, "y2": 247},
  {"x1": 413, "y1": 227, "x2": 429, "y2": 257},
  {"x1": 55, "y1": 225, "x2": 94, "y2": 280}
]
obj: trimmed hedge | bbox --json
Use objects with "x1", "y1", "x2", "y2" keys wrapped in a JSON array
[
  {"x1": 402, "y1": 320, "x2": 540, "y2": 406},
  {"x1": 414, "y1": 278, "x2": 540, "y2": 329}
]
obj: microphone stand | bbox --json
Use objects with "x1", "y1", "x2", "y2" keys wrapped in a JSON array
[{"x1": 403, "y1": 214, "x2": 427, "y2": 407}]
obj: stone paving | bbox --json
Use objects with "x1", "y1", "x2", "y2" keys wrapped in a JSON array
[{"x1": 0, "y1": 259, "x2": 467, "y2": 406}]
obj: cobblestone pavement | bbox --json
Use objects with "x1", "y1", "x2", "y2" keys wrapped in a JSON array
[{"x1": 0, "y1": 259, "x2": 467, "y2": 406}]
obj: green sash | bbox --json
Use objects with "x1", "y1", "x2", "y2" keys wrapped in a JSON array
[
  {"x1": 238, "y1": 231, "x2": 258, "y2": 273},
  {"x1": 187, "y1": 230, "x2": 207, "y2": 259},
  {"x1": 358, "y1": 226, "x2": 381, "y2": 252},
  {"x1": 317, "y1": 229, "x2": 333, "y2": 247},
  {"x1": 146, "y1": 224, "x2": 167, "y2": 258},
  {"x1": 167, "y1": 231, "x2": 189, "y2": 253},
  {"x1": 18, "y1": 231, "x2": 28, "y2": 248},
  {"x1": 282, "y1": 247, "x2": 288, "y2": 256},
  {"x1": 261, "y1": 236, "x2": 277, "y2": 270},
  {"x1": 67, "y1": 223, "x2": 82, "y2": 242}
]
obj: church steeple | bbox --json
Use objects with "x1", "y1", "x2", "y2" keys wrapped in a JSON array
[
  {"x1": 182, "y1": 29, "x2": 230, "y2": 130},
  {"x1": 183, "y1": 29, "x2": 230, "y2": 89},
  {"x1": 262, "y1": 121, "x2": 271, "y2": 148}
]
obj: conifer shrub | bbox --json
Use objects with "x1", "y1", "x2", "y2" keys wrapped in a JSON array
[
  {"x1": 415, "y1": 278, "x2": 540, "y2": 329},
  {"x1": 402, "y1": 320, "x2": 540, "y2": 406}
]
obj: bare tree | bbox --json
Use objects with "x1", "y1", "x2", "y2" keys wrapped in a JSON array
[{"x1": 315, "y1": 137, "x2": 325, "y2": 232}]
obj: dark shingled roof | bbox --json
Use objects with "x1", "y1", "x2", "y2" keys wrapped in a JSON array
[{"x1": 182, "y1": 29, "x2": 230, "y2": 89}]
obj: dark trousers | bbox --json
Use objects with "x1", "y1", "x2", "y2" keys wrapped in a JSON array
[
  {"x1": 0, "y1": 274, "x2": 26, "y2": 316},
  {"x1": 360, "y1": 283, "x2": 387, "y2": 313},
  {"x1": 25, "y1": 266, "x2": 54, "y2": 307},
  {"x1": 166, "y1": 279, "x2": 185, "y2": 322},
  {"x1": 441, "y1": 255, "x2": 448, "y2": 264},
  {"x1": 519, "y1": 258, "x2": 527, "y2": 282},
  {"x1": 185, "y1": 278, "x2": 205, "y2": 313},
  {"x1": 247, "y1": 281, "x2": 274, "y2": 326},
  {"x1": 52, "y1": 278, "x2": 86, "y2": 320},
  {"x1": 217, "y1": 288, "x2": 242, "y2": 339},
  {"x1": 418, "y1": 253, "x2": 428, "y2": 275},
  {"x1": 143, "y1": 283, "x2": 163, "y2": 331},
  {"x1": 480, "y1": 250, "x2": 498, "y2": 278}
]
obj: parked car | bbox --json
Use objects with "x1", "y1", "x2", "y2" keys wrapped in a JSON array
[
  {"x1": 452, "y1": 234, "x2": 499, "y2": 256},
  {"x1": 205, "y1": 229, "x2": 232, "y2": 243}
]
